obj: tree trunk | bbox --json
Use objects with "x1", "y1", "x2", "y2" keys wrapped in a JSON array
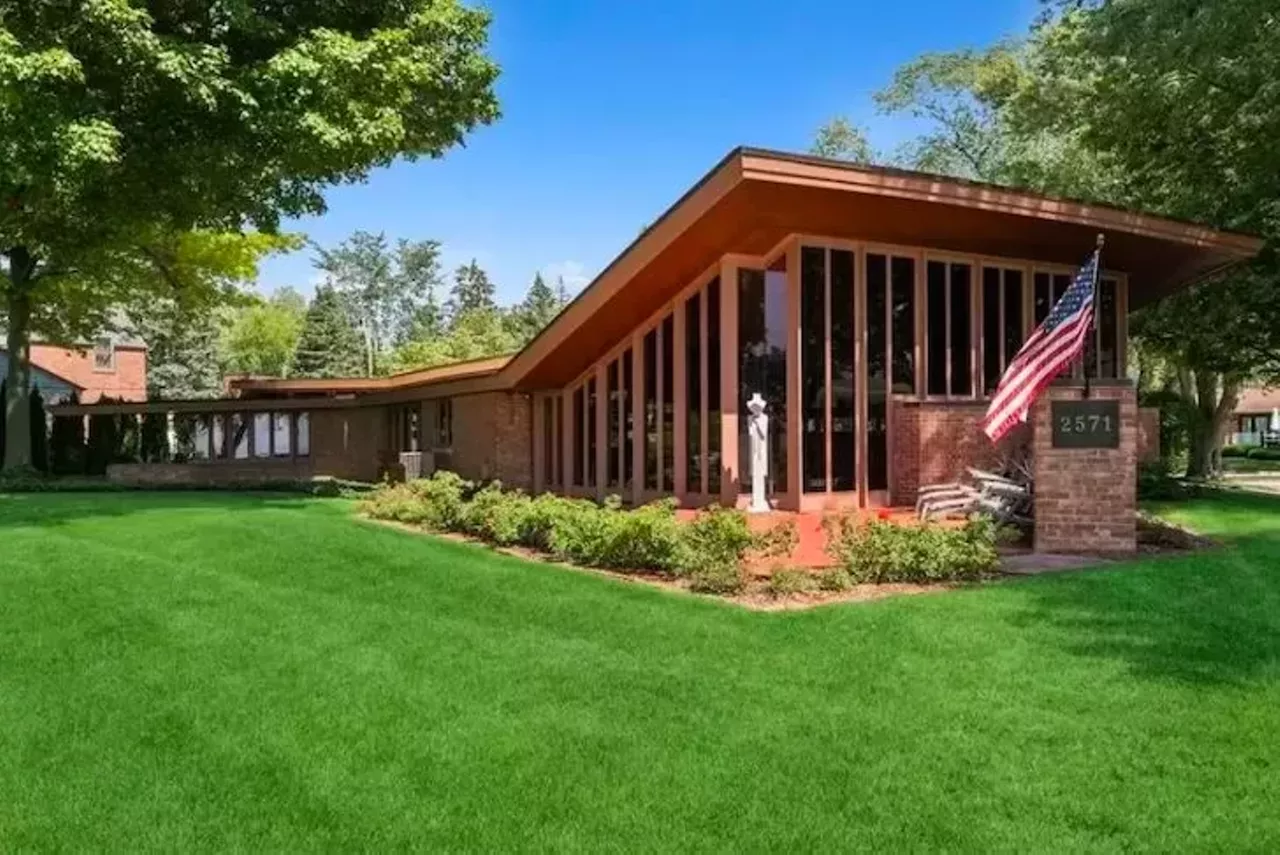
[
  {"x1": 1183, "y1": 371, "x2": 1240, "y2": 479},
  {"x1": 3, "y1": 247, "x2": 35, "y2": 471}
]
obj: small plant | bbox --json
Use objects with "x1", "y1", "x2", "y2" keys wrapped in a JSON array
[
  {"x1": 826, "y1": 514, "x2": 999, "y2": 584},
  {"x1": 766, "y1": 568, "x2": 819, "y2": 597},
  {"x1": 688, "y1": 562, "x2": 744, "y2": 595},
  {"x1": 816, "y1": 567, "x2": 853, "y2": 592}
]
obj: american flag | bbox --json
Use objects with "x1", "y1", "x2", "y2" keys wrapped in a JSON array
[{"x1": 982, "y1": 249, "x2": 1100, "y2": 443}]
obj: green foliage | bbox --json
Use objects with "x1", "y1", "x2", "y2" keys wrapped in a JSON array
[
  {"x1": 826, "y1": 515, "x2": 1000, "y2": 584},
  {"x1": 1247, "y1": 448, "x2": 1280, "y2": 462},
  {"x1": 811, "y1": 117, "x2": 877, "y2": 163},
  {"x1": 448, "y1": 260, "x2": 498, "y2": 318},
  {"x1": 816, "y1": 567, "x2": 854, "y2": 592},
  {"x1": 292, "y1": 285, "x2": 365, "y2": 378},
  {"x1": 1221, "y1": 445, "x2": 1254, "y2": 459},
  {"x1": 509, "y1": 273, "x2": 569, "y2": 345},
  {"x1": 220, "y1": 288, "x2": 307, "y2": 378},
  {"x1": 767, "y1": 569, "x2": 819, "y2": 597},
  {"x1": 1137, "y1": 461, "x2": 1200, "y2": 502},
  {"x1": 49, "y1": 411, "x2": 86, "y2": 476},
  {"x1": 140, "y1": 412, "x2": 169, "y2": 463},
  {"x1": 360, "y1": 474, "x2": 792, "y2": 595},
  {"x1": 313, "y1": 232, "x2": 447, "y2": 375}
]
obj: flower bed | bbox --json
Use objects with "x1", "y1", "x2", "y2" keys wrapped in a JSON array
[{"x1": 361, "y1": 473, "x2": 1007, "y2": 605}]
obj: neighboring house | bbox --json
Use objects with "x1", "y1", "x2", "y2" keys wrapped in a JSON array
[
  {"x1": 54, "y1": 148, "x2": 1262, "y2": 553},
  {"x1": 0, "y1": 336, "x2": 148, "y2": 404},
  {"x1": 1230, "y1": 387, "x2": 1280, "y2": 446}
]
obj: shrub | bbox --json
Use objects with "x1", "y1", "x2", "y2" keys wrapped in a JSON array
[
  {"x1": 767, "y1": 568, "x2": 819, "y2": 597},
  {"x1": 688, "y1": 562, "x2": 744, "y2": 595},
  {"x1": 404, "y1": 470, "x2": 469, "y2": 530},
  {"x1": 1221, "y1": 444, "x2": 1254, "y2": 458},
  {"x1": 1246, "y1": 447, "x2": 1280, "y2": 461},
  {"x1": 826, "y1": 515, "x2": 999, "y2": 584},
  {"x1": 1137, "y1": 460, "x2": 1199, "y2": 500},
  {"x1": 816, "y1": 567, "x2": 853, "y2": 592}
]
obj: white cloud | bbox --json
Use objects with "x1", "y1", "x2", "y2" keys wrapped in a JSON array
[{"x1": 540, "y1": 260, "x2": 591, "y2": 294}]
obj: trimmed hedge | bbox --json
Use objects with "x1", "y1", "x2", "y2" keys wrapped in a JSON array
[
  {"x1": 1247, "y1": 447, "x2": 1280, "y2": 461},
  {"x1": 825, "y1": 515, "x2": 1000, "y2": 584},
  {"x1": 360, "y1": 472, "x2": 796, "y2": 594}
]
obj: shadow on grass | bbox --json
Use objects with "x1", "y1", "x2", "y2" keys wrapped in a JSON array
[
  {"x1": 1012, "y1": 491, "x2": 1280, "y2": 687},
  {"x1": 0, "y1": 490, "x2": 324, "y2": 531}
]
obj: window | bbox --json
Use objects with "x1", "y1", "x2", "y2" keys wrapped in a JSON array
[
  {"x1": 92, "y1": 337, "x2": 115, "y2": 371},
  {"x1": 925, "y1": 261, "x2": 974, "y2": 396},
  {"x1": 622, "y1": 348, "x2": 634, "y2": 488},
  {"x1": 606, "y1": 362, "x2": 620, "y2": 488},
  {"x1": 800, "y1": 246, "x2": 827, "y2": 493},
  {"x1": 643, "y1": 328, "x2": 657, "y2": 490},
  {"x1": 542, "y1": 397, "x2": 555, "y2": 486},
  {"x1": 253, "y1": 413, "x2": 271, "y2": 458},
  {"x1": 738, "y1": 258, "x2": 788, "y2": 495},
  {"x1": 1093, "y1": 278, "x2": 1120, "y2": 379},
  {"x1": 864, "y1": 253, "x2": 886, "y2": 492},
  {"x1": 1033, "y1": 272, "x2": 1072, "y2": 326},
  {"x1": 212, "y1": 415, "x2": 227, "y2": 459},
  {"x1": 435, "y1": 398, "x2": 453, "y2": 447},
  {"x1": 982, "y1": 267, "x2": 1025, "y2": 394},
  {"x1": 706, "y1": 277, "x2": 722, "y2": 495},
  {"x1": 232, "y1": 414, "x2": 250, "y2": 459},
  {"x1": 572, "y1": 386, "x2": 584, "y2": 487},
  {"x1": 685, "y1": 291, "x2": 702, "y2": 493},
  {"x1": 554, "y1": 397, "x2": 564, "y2": 487},
  {"x1": 586, "y1": 377, "x2": 597, "y2": 488},
  {"x1": 296, "y1": 413, "x2": 310, "y2": 458},
  {"x1": 891, "y1": 257, "x2": 916, "y2": 394},
  {"x1": 661, "y1": 313, "x2": 674, "y2": 492},
  {"x1": 191, "y1": 416, "x2": 211, "y2": 460},
  {"x1": 832, "y1": 249, "x2": 857, "y2": 491},
  {"x1": 273, "y1": 413, "x2": 292, "y2": 457}
]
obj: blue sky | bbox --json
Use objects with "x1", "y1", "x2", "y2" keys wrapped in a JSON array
[{"x1": 256, "y1": 0, "x2": 1037, "y2": 304}]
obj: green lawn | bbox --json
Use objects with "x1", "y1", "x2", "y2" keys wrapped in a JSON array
[{"x1": 2, "y1": 492, "x2": 1279, "y2": 851}]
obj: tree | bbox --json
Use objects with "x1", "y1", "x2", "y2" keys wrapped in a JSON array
[
  {"x1": 388, "y1": 307, "x2": 518, "y2": 374},
  {"x1": 313, "y1": 233, "x2": 446, "y2": 375},
  {"x1": 292, "y1": 286, "x2": 365, "y2": 379},
  {"x1": 811, "y1": 117, "x2": 877, "y2": 163},
  {"x1": 509, "y1": 272, "x2": 567, "y2": 345},
  {"x1": 1, "y1": 0, "x2": 500, "y2": 469},
  {"x1": 132, "y1": 296, "x2": 226, "y2": 400},
  {"x1": 447, "y1": 260, "x2": 497, "y2": 320},
  {"x1": 221, "y1": 288, "x2": 308, "y2": 378}
]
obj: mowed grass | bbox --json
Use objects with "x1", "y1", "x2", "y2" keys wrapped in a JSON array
[{"x1": 1, "y1": 492, "x2": 1279, "y2": 851}]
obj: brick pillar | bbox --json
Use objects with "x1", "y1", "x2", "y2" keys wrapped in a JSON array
[{"x1": 1032, "y1": 384, "x2": 1137, "y2": 553}]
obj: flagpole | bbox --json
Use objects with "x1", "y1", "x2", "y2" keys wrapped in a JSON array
[{"x1": 1082, "y1": 232, "x2": 1105, "y2": 400}]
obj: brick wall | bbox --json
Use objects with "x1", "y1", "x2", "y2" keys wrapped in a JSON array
[
  {"x1": 446, "y1": 392, "x2": 533, "y2": 489},
  {"x1": 310, "y1": 407, "x2": 386, "y2": 482},
  {"x1": 890, "y1": 400, "x2": 1022, "y2": 506},
  {"x1": 1032, "y1": 385, "x2": 1137, "y2": 553},
  {"x1": 108, "y1": 460, "x2": 313, "y2": 486},
  {"x1": 31, "y1": 343, "x2": 147, "y2": 403}
]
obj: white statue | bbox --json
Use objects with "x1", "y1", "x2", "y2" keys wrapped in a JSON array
[{"x1": 747, "y1": 393, "x2": 770, "y2": 513}]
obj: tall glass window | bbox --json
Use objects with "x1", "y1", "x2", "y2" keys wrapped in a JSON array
[
  {"x1": 661, "y1": 313, "x2": 674, "y2": 492},
  {"x1": 586, "y1": 377, "x2": 597, "y2": 488},
  {"x1": 555, "y1": 396, "x2": 565, "y2": 487},
  {"x1": 232, "y1": 413, "x2": 250, "y2": 459},
  {"x1": 273, "y1": 413, "x2": 291, "y2": 457},
  {"x1": 865, "y1": 253, "x2": 887, "y2": 492},
  {"x1": 623, "y1": 348, "x2": 634, "y2": 488},
  {"x1": 739, "y1": 258, "x2": 788, "y2": 495},
  {"x1": 926, "y1": 261, "x2": 948, "y2": 396},
  {"x1": 950, "y1": 263, "x2": 972, "y2": 396},
  {"x1": 643, "y1": 329, "x2": 657, "y2": 490},
  {"x1": 685, "y1": 291, "x2": 702, "y2": 493},
  {"x1": 254, "y1": 413, "x2": 271, "y2": 458},
  {"x1": 800, "y1": 246, "x2": 827, "y2": 493},
  {"x1": 212, "y1": 415, "x2": 226, "y2": 459},
  {"x1": 833, "y1": 249, "x2": 857, "y2": 491},
  {"x1": 1097, "y1": 278, "x2": 1119, "y2": 378},
  {"x1": 706, "y1": 277, "x2": 722, "y2": 495},
  {"x1": 295, "y1": 413, "x2": 309, "y2": 458},
  {"x1": 984, "y1": 267, "x2": 1025, "y2": 394},
  {"x1": 891, "y1": 257, "x2": 915, "y2": 394},
  {"x1": 571, "y1": 387, "x2": 584, "y2": 487},
  {"x1": 606, "y1": 360, "x2": 620, "y2": 488},
  {"x1": 543, "y1": 397, "x2": 555, "y2": 486}
]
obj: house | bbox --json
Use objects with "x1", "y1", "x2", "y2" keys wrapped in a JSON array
[
  {"x1": 1, "y1": 336, "x2": 147, "y2": 404},
  {"x1": 53, "y1": 148, "x2": 1262, "y2": 552},
  {"x1": 1230, "y1": 386, "x2": 1280, "y2": 446}
]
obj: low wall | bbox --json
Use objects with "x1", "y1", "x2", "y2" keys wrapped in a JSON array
[
  {"x1": 890, "y1": 400, "x2": 1025, "y2": 506},
  {"x1": 107, "y1": 461, "x2": 314, "y2": 486}
]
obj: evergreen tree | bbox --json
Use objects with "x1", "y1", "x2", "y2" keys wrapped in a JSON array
[
  {"x1": 133, "y1": 300, "x2": 223, "y2": 400},
  {"x1": 447, "y1": 259, "x2": 497, "y2": 320},
  {"x1": 510, "y1": 272, "x2": 566, "y2": 344},
  {"x1": 292, "y1": 286, "x2": 365, "y2": 378},
  {"x1": 140, "y1": 412, "x2": 170, "y2": 462}
]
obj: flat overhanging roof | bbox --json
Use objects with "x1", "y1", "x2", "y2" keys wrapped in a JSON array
[{"x1": 502, "y1": 147, "x2": 1262, "y2": 390}]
